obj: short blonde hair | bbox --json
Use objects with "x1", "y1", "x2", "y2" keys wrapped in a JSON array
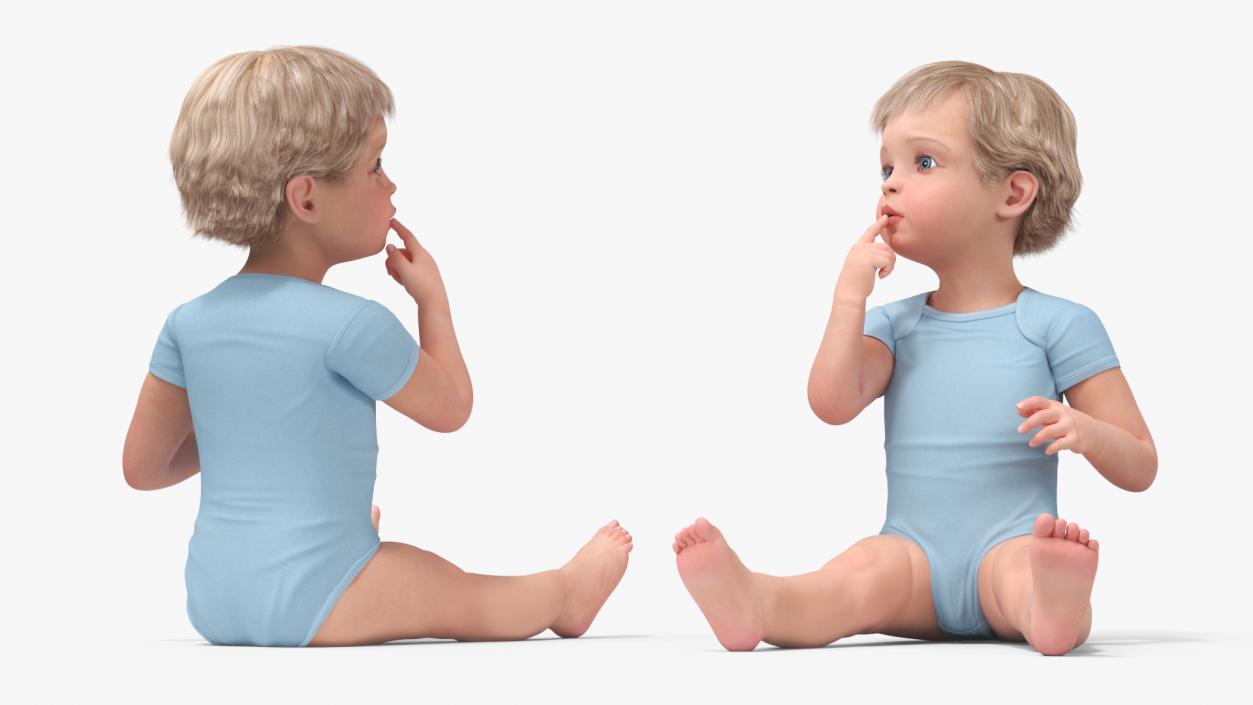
[
  {"x1": 170, "y1": 46, "x2": 394, "y2": 248},
  {"x1": 871, "y1": 61, "x2": 1081, "y2": 256}
]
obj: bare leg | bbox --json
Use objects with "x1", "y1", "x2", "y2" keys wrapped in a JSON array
[
  {"x1": 978, "y1": 513, "x2": 1098, "y2": 656},
  {"x1": 673, "y1": 518, "x2": 949, "y2": 651},
  {"x1": 309, "y1": 520, "x2": 632, "y2": 646}
]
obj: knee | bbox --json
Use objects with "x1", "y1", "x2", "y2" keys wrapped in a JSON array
[{"x1": 821, "y1": 543, "x2": 909, "y2": 619}]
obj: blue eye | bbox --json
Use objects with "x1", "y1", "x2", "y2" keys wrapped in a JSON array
[
  {"x1": 373, "y1": 157, "x2": 383, "y2": 173},
  {"x1": 881, "y1": 155, "x2": 937, "y2": 181}
]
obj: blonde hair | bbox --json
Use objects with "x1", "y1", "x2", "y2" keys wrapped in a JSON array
[
  {"x1": 170, "y1": 46, "x2": 395, "y2": 248},
  {"x1": 871, "y1": 61, "x2": 1081, "y2": 256}
]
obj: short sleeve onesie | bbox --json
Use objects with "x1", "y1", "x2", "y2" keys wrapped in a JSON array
[
  {"x1": 148, "y1": 273, "x2": 419, "y2": 646},
  {"x1": 862, "y1": 286, "x2": 1119, "y2": 638}
]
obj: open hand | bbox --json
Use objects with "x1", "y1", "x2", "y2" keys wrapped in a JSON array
[{"x1": 1016, "y1": 396, "x2": 1094, "y2": 456}]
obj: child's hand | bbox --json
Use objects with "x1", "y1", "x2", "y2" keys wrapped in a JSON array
[
  {"x1": 385, "y1": 218, "x2": 448, "y2": 306},
  {"x1": 833, "y1": 214, "x2": 895, "y2": 305},
  {"x1": 1016, "y1": 396, "x2": 1096, "y2": 456}
]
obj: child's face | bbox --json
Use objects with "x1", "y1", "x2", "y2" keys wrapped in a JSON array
[
  {"x1": 318, "y1": 115, "x2": 397, "y2": 258},
  {"x1": 877, "y1": 89, "x2": 1001, "y2": 267}
]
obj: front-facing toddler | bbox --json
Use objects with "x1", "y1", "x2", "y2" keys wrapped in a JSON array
[{"x1": 673, "y1": 60, "x2": 1157, "y2": 656}]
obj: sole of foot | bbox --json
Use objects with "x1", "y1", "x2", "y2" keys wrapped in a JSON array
[
  {"x1": 674, "y1": 518, "x2": 764, "y2": 651},
  {"x1": 1028, "y1": 513, "x2": 1099, "y2": 656}
]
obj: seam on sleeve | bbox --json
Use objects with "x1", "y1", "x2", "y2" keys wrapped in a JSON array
[
  {"x1": 148, "y1": 362, "x2": 186, "y2": 389},
  {"x1": 324, "y1": 300, "x2": 376, "y2": 373},
  {"x1": 1015, "y1": 290, "x2": 1045, "y2": 349},
  {"x1": 377, "y1": 338, "x2": 420, "y2": 400},
  {"x1": 1055, "y1": 356, "x2": 1120, "y2": 393}
]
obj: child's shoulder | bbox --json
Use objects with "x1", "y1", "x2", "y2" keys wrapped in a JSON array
[
  {"x1": 868, "y1": 287, "x2": 1108, "y2": 345},
  {"x1": 166, "y1": 275, "x2": 378, "y2": 328},
  {"x1": 1016, "y1": 287, "x2": 1108, "y2": 348},
  {"x1": 868, "y1": 291, "x2": 930, "y2": 340}
]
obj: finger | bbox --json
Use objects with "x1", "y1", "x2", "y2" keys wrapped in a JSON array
[
  {"x1": 390, "y1": 218, "x2": 420, "y2": 249},
  {"x1": 388, "y1": 242, "x2": 414, "y2": 265},
  {"x1": 872, "y1": 254, "x2": 892, "y2": 278},
  {"x1": 860, "y1": 214, "x2": 891, "y2": 243},
  {"x1": 385, "y1": 243, "x2": 409, "y2": 269},
  {"x1": 1044, "y1": 435, "x2": 1071, "y2": 455},
  {"x1": 1017, "y1": 408, "x2": 1059, "y2": 434},
  {"x1": 1016, "y1": 396, "x2": 1051, "y2": 416},
  {"x1": 1029, "y1": 424, "x2": 1063, "y2": 448}
]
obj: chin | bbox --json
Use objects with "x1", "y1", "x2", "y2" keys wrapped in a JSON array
[{"x1": 888, "y1": 227, "x2": 943, "y2": 266}]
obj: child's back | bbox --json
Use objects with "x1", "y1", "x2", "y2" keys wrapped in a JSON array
[{"x1": 150, "y1": 272, "x2": 418, "y2": 646}]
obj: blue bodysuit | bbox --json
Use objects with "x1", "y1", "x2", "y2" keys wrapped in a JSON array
[
  {"x1": 862, "y1": 286, "x2": 1119, "y2": 639},
  {"x1": 148, "y1": 273, "x2": 420, "y2": 646}
]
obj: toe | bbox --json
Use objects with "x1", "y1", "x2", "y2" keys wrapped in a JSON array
[
  {"x1": 1052, "y1": 518, "x2": 1067, "y2": 538},
  {"x1": 1088, "y1": 539, "x2": 1099, "y2": 552},
  {"x1": 1079, "y1": 529, "x2": 1090, "y2": 544},
  {"x1": 693, "y1": 518, "x2": 720, "y2": 541},
  {"x1": 1065, "y1": 522, "x2": 1079, "y2": 541},
  {"x1": 1033, "y1": 514, "x2": 1056, "y2": 537}
]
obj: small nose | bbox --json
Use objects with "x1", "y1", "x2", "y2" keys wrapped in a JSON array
[{"x1": 881, "y1": 173, "x2": 900, "y2": 196}]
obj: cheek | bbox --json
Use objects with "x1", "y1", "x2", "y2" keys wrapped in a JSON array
[{"x1": 905, "y1": 184, "x2": 963, "y2": 229}]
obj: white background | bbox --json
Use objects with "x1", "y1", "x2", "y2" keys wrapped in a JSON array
[{"x1": 5, "y1": 1, "x2": 1251, "y2": 702}]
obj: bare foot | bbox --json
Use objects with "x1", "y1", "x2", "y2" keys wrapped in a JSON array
[
  {"x1": 674, "y1": 518, "x2": 765, "y2": 651},
  {"x1": 551, "y1": 520, "x2": 633, "y2": 638},
  {"x1": 371, "y1": 504, "x2": 381, "y2": 532},
  {"x1": 1028, "y1": 513, "x2": 1099, "y2": 656}
]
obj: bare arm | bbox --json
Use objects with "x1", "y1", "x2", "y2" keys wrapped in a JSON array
[
  {"x1": 808, "y1": 298, "x2": 894, "y2": 424},
  {"x1": 384, "y1": 296, "x2": 474, "y2": 433},
  {"x1": 380, "y1": 218, "x2": 473, "y2": 433},
  {"x1": 1064, "y1": 368, "x2": 1157, "y2": 492},
  {"x1": 1017, "y1": 367, "x2": 1157, "y2": 492},
  {"x1": 122, "y1": 373, "x2": 201, "y2": 491},
  {"x1": 808, "y1": 213, "x2": 896, "y2": 425}
]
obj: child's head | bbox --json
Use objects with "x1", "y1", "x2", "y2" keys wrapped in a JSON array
[
  {"x1": 870, "y1": 61, "x2": 1081, "y2": 265},
  {"x1": 170, "y1": 46, "x2": 396, "y2": 253}
]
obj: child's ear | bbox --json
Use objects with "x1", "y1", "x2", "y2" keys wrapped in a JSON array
[
  {"x1": 284, "y1": 175, "x2": 321, "y2": 224},
  {"x1": 998, "y1": 169, "x2": 1039, "y2": 219}
]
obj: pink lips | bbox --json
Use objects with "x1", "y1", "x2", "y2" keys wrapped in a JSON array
[{"x1": 881, "y1": 205, "x2": 903, "y2": 225}]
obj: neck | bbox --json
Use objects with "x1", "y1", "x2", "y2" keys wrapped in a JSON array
[
  {"x1": 926, "y1": 246, "x2": 1023, "y2": 313},
  {"x1": 237, "y1": 225, "x2": 331, "y2": 284}
]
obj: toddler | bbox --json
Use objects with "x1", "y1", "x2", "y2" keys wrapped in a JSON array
[
  {"x1": 123, "y1": 46, "x2": 631, "y2": 647},
  {"x1": 673, "y1": 61, "x2": 1157, "y2": 656}
]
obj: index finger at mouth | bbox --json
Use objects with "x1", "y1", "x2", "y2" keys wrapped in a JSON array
[
  {"x1": 391, "y1": 218, "x2": 417, "y2": 245},
  {"x1": 861, "y1": 214, "x2": 890, "y2": 243}
]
